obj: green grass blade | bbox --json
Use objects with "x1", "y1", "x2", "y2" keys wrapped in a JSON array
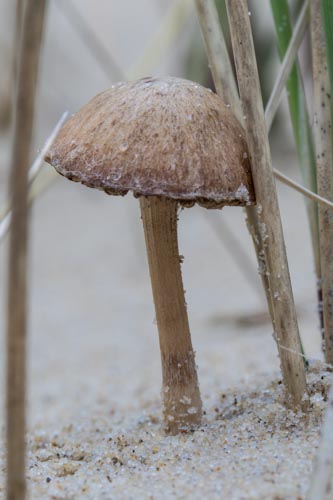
[
  {"x1": 271, "y1": 0, "x2": 320, "y2": 283},
  {"x1": 270, "y1": 1, "x2": 316, "y2": 187}
]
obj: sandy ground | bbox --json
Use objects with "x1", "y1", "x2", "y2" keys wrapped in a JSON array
[{"x1": 0, "y1": 149, "x2": 331, "y2": 499}]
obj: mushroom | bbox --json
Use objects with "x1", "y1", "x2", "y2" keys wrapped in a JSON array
[{"x1": 45, "y1": 76, "x2": 255, "y2": 434}]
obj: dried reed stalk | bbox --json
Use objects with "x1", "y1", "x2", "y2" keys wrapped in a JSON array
[
  {"x1": 273, "y1": 169, "x2": 333, "y2": 210},
  {"x1": 14, "y1": 0, "x2": 24, "y2": 77},
  {"x1": 0, "y1": 112, "x2": 68, "y2": 242},
  {"x1": 57, "y1": 0, "x2": 124, "y2": 82},
  {"x1": 194, "y1": 0, "x2": 317, "y2": 369},
  {"x1": 194, "y1": 0, "x2": 274, "y2": 324},
  {"x1": 129, "y1": 0, "x2": 192, "y2": 79},
  {"x1": 194, "y1": 0, "x2": 333, "y2": 338},
  {"x1": 2, "y1": 1, "x2": 24, "y2": 129},
  {"x1": 194, "y1": 0, "x2": 241, "y2": 119},
  {"x1": 311, "y1": 0, "x2": 333, "y2": 364},
  {"x1": 6, "y1": 1, "x2": 47, "y2": 499},
  {"x1": 225, "y1": 0, "x2": 307, "y2": 405},
  {"x1": 206, "y1": 215, "x2": 263, "y2": 300}
]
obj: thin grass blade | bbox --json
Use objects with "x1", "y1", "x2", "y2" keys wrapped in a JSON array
[
  {"x1": 6, "y1": 1, "x2": 47, "y2": 498},
  {"x1": 270, "y1": 0, "x2": 321, "y2": 319},
  {"x1": 225, "y1": 0, "x2": 307, "y2": 405},
  {"x1": 0, "y1": 112, "x2": 68, "y2": 241},
  {"x1": 57, "y1": 0, "x2": 125, "y2": 81},
  {"x1": 195, "y1": 0, "x2": 275, "y2": 326}
]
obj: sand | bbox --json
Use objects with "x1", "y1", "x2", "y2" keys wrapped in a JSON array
[{"x1": 9, "y1": 369, "x2": 332, "y2": 499}]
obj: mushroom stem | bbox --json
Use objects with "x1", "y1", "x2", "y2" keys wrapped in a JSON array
[{"x1": 140, "y1": 196, "x2": 202, "y2": 433}]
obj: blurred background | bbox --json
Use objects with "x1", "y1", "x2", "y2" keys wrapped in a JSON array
[{"x1": 0, "y1": 0, "x2": 319, "y2": 433}]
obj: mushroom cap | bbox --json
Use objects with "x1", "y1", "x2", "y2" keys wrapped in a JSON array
[{"x1": 46, "y1": 77, "x2": 255, "y2": 208}]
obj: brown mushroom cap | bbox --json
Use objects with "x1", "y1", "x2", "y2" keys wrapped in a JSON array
[{"x1": 45, "y1": 76, "x2": 255, "y2": 208}]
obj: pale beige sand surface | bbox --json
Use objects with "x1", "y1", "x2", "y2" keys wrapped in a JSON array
[{"x1": 2, "y1": 368, "x2": 330, "y2": 500}]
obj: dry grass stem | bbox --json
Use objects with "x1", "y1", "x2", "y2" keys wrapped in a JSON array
[
  {"x1": 128, "y1": 0, "x2": 192, "y2": 79},
  {"x1": 13, "y1": 0, "x2": 24, "y2": 78},
  {"x1": 1, "y1": 0, "x2": 24, "y2": 129},
  {"x1": 194, "y1": 0, "x2": 241, "y2": 120},
  {"x1": 194, "y1": 0, "x2": 333, "y2": 335},
  {"x1": 273, "y1": 169, "x2": 333, "y2": 210},
  {"x1": 225, "y1": 0, "x2": 307, "y2": 405},
  {"x1": 195, "y1": 0, "x2": 274, "y2": 324},
  {"x1": 0, "y1": 112, "x2": 68, "y2": 242},
  {"x1": 57, "y1": 0, "x2": 125, "y2": 81},
  {"x1": 311, "y1": 0, "x2": 333, "y2": 364},
  {"x1": 3, "y1": 170, "x2": 60, "y2": 243},
  {"x1": 206, "y1": 215, "x2": 263, "y2": 301},
  {"x1": 6, "y1": 1, "x2": 47, "y2": 498},
  {"x1": 194, "y1": 0, "x2": 333, "y2": 341},
  {"x1": 265, "y1": 0, "x2": 310, "y2": 130}
]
